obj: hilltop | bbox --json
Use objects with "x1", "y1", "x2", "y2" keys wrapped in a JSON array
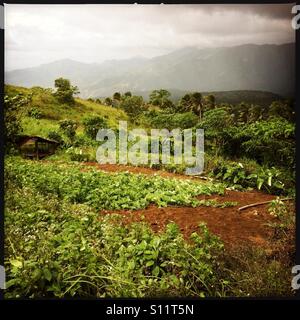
[{"x1": 4, "y1": 84, "x2": 128, "y2": 138}]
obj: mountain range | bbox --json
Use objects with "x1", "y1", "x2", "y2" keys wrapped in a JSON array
[{"x1": 5, "y1": 43, "x2": 295, "y2": 99}]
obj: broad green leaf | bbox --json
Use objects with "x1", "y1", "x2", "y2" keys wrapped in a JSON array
[{"x1": 10, "y1": 259, "x2": 22, "y2": 268}]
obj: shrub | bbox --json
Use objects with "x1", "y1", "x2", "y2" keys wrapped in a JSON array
[
  {"x1": 119, "y1": 96, "x2": 144, "y2": 122},
  {"x1": 58, "y1": 119, "x2": 78, "y2": 142},
  {"x1": 222, "y1": 118, "x2": 295, "y2": 169},
  {"x1": 47, "y1": 131, "x2": 64, "y2": 145},
  {"x1": 27, "y1": 107, "x2": 42, "y2": 119},
  {"x1": 66, "y1": 148, "x2": 91, "y2": 162},
  {"x1": 82, "y1": 115, "x2": 108, "y2": 140},
  {"x1": 73, "y1": 134, "x2": 96, "y2": 147},
  {"x1": 209, "y1": 160, "x2": 292, "y2": 194}
]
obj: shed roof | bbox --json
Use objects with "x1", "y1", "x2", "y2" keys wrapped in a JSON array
[{"x1": 16, "y1": 135, "x2": 59, "y2": 146}]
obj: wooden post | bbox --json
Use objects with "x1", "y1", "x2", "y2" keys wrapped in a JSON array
[{"x1": 35, "y1": 140, "x2": 39, "y2": 160}]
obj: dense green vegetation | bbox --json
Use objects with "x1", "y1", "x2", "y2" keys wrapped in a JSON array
[
  {"x1": 132, "y1": 89, "x2": 284, "y2": 107},
  {"x1": 5, "y1": 84, "x2": 128, "y2": 136},
  {"x1": 6, "y1": 158, "x2": 226, "y2": 210},
  {"x1": 4, "y1": 80, "x2": 295, "y2": 298},
  {"x1": 5, "y1": 158, "x2": 294, "y2": 298},
  {"x1": 4, "y1": 174, "x2": 224, "y2": 298},
  {"x1": 5, "y1": 84, "x2": 295, "y2": 189}
]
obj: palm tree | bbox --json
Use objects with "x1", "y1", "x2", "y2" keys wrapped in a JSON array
[
  {"x1": 191, "y1": 92, "x2": 203, "y2": 120},
  {"x1": 204, "y1": 94, "x2": 216, "y2": 111},
  {"x1": 178, "y1": 93, "x2": 192, "y2": 112}
]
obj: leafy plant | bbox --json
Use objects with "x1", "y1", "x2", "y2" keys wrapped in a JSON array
[
  {"x1": 268, "y1": 197, "x2": 288, "y2": 218},
  {"x1": 4, "y1": 173, "x2": 224, "y2": 298},
  {"x1": 211, "y1": 161, "x2": 288, "y2": 194},
  {"x1": 58, "y1": 119, "x2": 78, "y2": 142},
  {"x1": 6, "y1": 157, "x2": 226, "y2": 211},
  {"x1": 67, "y1": 147, "x2": 91, "y2": 162},
  {"x1": 27, "y1": 107, "x2": 43, "y2": 119}
]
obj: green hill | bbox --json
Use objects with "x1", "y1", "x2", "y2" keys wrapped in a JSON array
[{"x1": 5, "y1": 84, "x2": 128, "y2": 138}]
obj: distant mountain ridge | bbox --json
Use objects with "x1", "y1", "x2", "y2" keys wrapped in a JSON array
[{"x1": 5, "y1": 43, "x2": 295, "y2": 99}]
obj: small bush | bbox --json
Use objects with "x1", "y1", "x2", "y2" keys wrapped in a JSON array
[
  {"x1": 58, "y1": 119, "x2": 78, "y2": 142},
  {"x1": 82, "y1": 115, "x2": 108, "y2": 140},
  {"x1": 209, "y1": 159, "x2": 292, "y2": 195},
  {"x1": 66, "y1": 148, "x2": 91, "y2": 162},
  {"x1": 47, "y1": 131, "x2": 64, "y2": 145},
  {"x1": 73, "y1": 134, "x2": 95, "y2": 147},
  {"x1": 27, "y1": 107, "x2": 42, "y2": 119}
]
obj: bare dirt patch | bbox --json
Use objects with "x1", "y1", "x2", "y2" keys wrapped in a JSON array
[
  {"x1": 83, "y1": 162, "x2": 278, "y2": 248},
  {"x1": 100, "y1": 190, "x2": 277, "y2": 248}
]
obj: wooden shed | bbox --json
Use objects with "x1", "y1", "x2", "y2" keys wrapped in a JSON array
[{"x1": 16, "y1": 135, "x2": 59, "y2": 159}]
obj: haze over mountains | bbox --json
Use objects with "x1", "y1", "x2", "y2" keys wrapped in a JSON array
[{"x1": 5, "y1": 43, "x2": 295, "y2": 99}]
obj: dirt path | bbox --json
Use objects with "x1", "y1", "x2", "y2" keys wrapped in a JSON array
[{"x1": 83, "y1": 162, "x2": 278, "y2": 247}]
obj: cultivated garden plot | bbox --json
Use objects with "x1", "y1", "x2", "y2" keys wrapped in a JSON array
[
  {"x1": 4, "y1": 155, "x2": 295, "y2": 298},
  {"x1": 3, "y1": 6, "x2": 296, "y2": 297}
]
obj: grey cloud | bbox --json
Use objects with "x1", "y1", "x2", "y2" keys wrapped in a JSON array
[{"x1": 4, "y1": 4, "x2": 295, "y2": 71}]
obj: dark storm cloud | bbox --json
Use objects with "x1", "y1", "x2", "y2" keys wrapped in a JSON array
[
  {"x1": 4, "y1": 4, "x2": 295, "y2": 70},
  {"x1": 194, "y1": 4, "x2": 294, "y2": 20},
  {"x1": 233, "y1": 4, "x2": 294, "y2": 20}
]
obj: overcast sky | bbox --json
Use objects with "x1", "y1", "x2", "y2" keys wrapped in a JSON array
[{"x1": 5, "y1": 4, "x2": 295, "y2": 71}]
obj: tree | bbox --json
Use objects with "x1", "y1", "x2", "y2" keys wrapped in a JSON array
[
  {"x1": 269, "y1": 100, "x2": 295, "y2": 122},
  {"x1": 235, "y1": 103, "x2": 249, "y2": 124},
  {"x1": 113, "y1": 92, "x2": 121, "y2": 101},
  {"x1": 59, "y1": 119, "x2": 78, "y2": 142},
  {"x1": 199, "y1": 108, "x2": 232, "y2": 155},
  {"x1": 177, "y1": 93, "x2": 192, "y2": 113},
  {"x1": 190, "y1": 92, "x2": 203, "y2": 120},
  {"x1": 204, "y1": 94, "x2": 216, "y2": 111},
  {"x1": 4, "y1": 93, "x2": 30, "y2": 152},
  {"x1": 124, "y1": 91, "x2": 132, "y2": 98},
  {"x1": 228, "y1": 118, "x2": 295, "y2": 168},
  {"x1": 149, "y1": 89, "x2": 174, "y2": 110},
  {"x1": 104, "y1": 97, "x2": 112, "y2": 106},
  {"x1": 248, "y1": 104, "x2": 263, "y2": 123},
  {"x1": 147, "y1": 111, "x2": 198, "y2": 130},
  {"x1": 53, "y1": 78, "x2": 79, "y2": 105},
  {"x1": 120, "y1": 96, "x2": 144, "y2": 122},
  {"x1": 83, "y1": 115, "x2": 108, "y2": 139},
  {"x1": 178, "y1": 92, "x2": 204, "y2": 118}
]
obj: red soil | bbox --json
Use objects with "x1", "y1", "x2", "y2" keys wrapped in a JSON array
[
  {"x1": 83, "y1": 162, "x2": 200, "y2": 180},
  {"x1": 83, "y1": 162, "x2": 278, "y2": 248}
]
